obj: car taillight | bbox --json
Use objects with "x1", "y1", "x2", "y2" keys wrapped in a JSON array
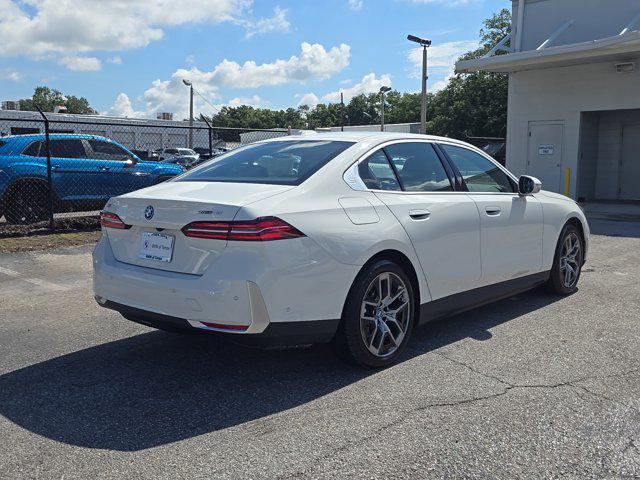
[
  {"x1": 182, "y1": 217, "x2": 305, "y2": 241},
  {"x1": 100, "y1": 211, "x2": 130, "y2": 229}
]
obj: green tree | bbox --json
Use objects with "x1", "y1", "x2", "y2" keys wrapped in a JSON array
[
  {"x1": 426, "y1": 8, "x2": 511, "y2": 138},
  {"x1": 461, "y1": 8, "x2": 512, "y2": 61},
  {"x1": 19, "y1": 86, "x2": 97, "y2": 114}
]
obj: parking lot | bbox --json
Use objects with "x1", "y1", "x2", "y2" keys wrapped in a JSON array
[{"x1": 0, "y1": 217, "x2": 638, "y2": 479}]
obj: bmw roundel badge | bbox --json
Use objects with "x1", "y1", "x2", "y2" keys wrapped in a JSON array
[{"x1": 144, "y1": 205, "x2": 154, "y2": 220}]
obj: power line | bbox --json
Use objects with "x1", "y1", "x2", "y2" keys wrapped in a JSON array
[{"x1": 192, "y1": 87, "x2": 219, "y2": 116}]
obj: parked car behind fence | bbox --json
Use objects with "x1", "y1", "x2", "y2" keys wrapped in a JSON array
[
  {"x1": 0, "y1": 114, "x2": 291, "y2": 233},
  {"x1": 0, "y1": 134, "x2": 184, "y2": 224}
]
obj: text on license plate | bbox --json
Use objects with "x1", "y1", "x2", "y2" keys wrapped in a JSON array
[{"x1": 138, "y1": 232, "x2": 174, "y2": 262}]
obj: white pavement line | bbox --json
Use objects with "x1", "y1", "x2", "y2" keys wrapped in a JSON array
[{"x1": 0, "y1": 265, "x2": 69, "y2": 291}]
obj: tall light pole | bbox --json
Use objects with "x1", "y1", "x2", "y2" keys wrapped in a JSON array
[
  {"x1": 340, "y1": 92, "x2": 345, "y2": 132},
  {"x1": 182, "y1": 79, "x2": 194, "y2": 148},
  {"x1": 407, "y1": 35, "x2": 431, "y2": 135},
  {"x1": 379, "y1": 86, "x2": 391, "y2": 132}
]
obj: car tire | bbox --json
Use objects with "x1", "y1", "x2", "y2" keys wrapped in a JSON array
[
  {"x1": 332, "y1": 259, "x2": 416, "y2": 368},
  {"x1": 4, "y1": 183, "x2": 49, "y2": 225},
  {"x1": 547, "y1": 223, "x2": 584, "y2": 295}
]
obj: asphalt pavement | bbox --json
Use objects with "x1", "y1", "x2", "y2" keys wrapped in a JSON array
[{"x1": 0, "y1": 218, "x2": 638, "y2": 479}]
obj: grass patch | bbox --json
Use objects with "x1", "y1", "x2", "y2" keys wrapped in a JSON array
[{"x1": 0, "y1": 230, "x2": 101, "y2": 253}]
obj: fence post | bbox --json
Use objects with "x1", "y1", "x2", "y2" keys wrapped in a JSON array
[
  {"x1": 201, "y1": 117, "x2": 214, "y2": 156},
  {"x1": 35, "y1": 107, "x2": 54, "y2": 231}
]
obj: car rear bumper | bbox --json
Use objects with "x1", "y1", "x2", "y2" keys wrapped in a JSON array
[
  {"x1": 97, "y1": 298, "x2": 339, "y2": 347},
  {"x1": 93, "y1": 234, "x2": 355, "y2": 342}
]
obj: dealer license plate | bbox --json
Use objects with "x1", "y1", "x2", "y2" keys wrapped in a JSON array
[{"x1": 138, "y1": 232, "x2": 174, "y2": 263}]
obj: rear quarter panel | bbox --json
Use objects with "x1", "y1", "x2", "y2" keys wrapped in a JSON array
[{"x1": 237, "y1": 174, "x2": 433, "y2": 306}]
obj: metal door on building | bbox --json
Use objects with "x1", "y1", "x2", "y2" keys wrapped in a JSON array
[
  {"x1": 620, "y1": 125, "x2": 640, "y2": 200},
  {"x1": 527, "y1": 122, "x2": 564, "y2": 193}
]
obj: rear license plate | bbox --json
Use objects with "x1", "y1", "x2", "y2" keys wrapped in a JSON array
[{"x1": 138, "y1": 232, "x2": 174, "y2": 263}]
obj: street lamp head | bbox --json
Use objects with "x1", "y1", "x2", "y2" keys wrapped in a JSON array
[
  {"x1": 379, "y1": 86, "x2": 392, "y2": 93},
  {"x1": 182, "y1": 79, "x2": 192, "y2": 86},
  {"x1": 407, "y1": 34, "x2": 432, "y2": 47}
]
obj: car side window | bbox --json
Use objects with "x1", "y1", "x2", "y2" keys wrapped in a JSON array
[
  {"x1": 49, "y1": 139, "x2": 87, "y2": 159},
  {"x1": 358, "y1": 150, "x2": 401, "y2": 191},
  {"x1": 441, "y1": 144, "x2": 514, "y2": 193},
  {"x1": 22, "y1": 141, "x2": 43, "y2": 157},
  {"x1": 385, "y1": 142, "x2": 453, "y2": 192},
  {"x1": 87, "y1": 140, "x2": 130, "y2": 161}
]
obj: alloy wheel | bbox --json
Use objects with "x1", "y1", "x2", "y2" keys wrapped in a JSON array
[
  {"x1": 359, "y1": 272, "x2": 411, "y2": 358},
  {"x1": 559, "y1": 232, "x2": 582, "y2": 288}
]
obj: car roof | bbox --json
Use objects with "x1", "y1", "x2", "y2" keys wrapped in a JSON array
[
  {"x1": 258, "y1": 131, "x2": 474, "y2": 148},
  {"x1": 1, "y1": 133, "x2": 113, "y2": 142}
]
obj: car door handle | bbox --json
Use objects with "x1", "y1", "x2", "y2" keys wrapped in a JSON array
[
  {"x1": 485, "y1": 206, "x2": 501, "y2": 216},
  {"x1": 99, "y1": 166, "x2": 110, "y2": 171},
  {"x1": 409, "y1": 209, "x2": 431, "y2": 220},
  {"x1": 51, "y1": 164, "x2": 60, "y2": 170}
]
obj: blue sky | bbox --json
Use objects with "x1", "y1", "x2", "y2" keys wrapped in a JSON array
[{"x1": 0, "y1": 0, "x2": 506, "y2": 119}]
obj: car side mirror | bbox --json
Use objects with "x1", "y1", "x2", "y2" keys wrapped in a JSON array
[
  {"x1": 124, "y1": 157, "x2": 137, "y2": 168},
  {"x1": 518, "y1": 175, "x2": 542, "y2": 195}
]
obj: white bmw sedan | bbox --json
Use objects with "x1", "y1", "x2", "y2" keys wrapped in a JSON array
[{"x1": 93, "y1": 133, "x2": 589, "y2": 367}]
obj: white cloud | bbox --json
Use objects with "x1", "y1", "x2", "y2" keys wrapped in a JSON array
[
  {"x1": 0, "y1": 0, "x2": 286, "y2": 60},
  {"x1": 408, "y1": 40, "x2": 477, "y2": 91},
  {"x1": 0, "y1": 69, "x2": 23, "y2": 82},
  {"x1": 102, "y1": 40, "x2": 351, "y2": 119},
  {"x1": 105, "y1": 42, "x2": 349, "y2": 119},
  {"x1": 58, "y1": 55, "x2": 101, "y2": 71},
  {"x1": 107, "y1": 56, "x2": 122, "y2": 65},
  {"x1": 348, "y1": 0, "x2": 363, "y2": 11},
  {"x1": 203, "y1": 42, "x2": 350, "y2": 88},
  {"x1": 103, "y1": 93, "x2": 146, "y2": 118},
  {"x1": 104, "y1": 91, "x2": 266, "y2": 119},
  {"x1": 408, "y1": 40, "x2": 478, "y2": 71},
  {"x1": 240, "y1": 6, "x2": 290, "y2": 39},
  {"x1": 297, "y1": 93, "x2": 320, "y2": 108},
  {"x1": 139, "y1": 69, "x2": 221, "y2": 119},
  {"x1": 185, "y1": 54, "x2": 196, "y2": 65},
  {"x1": 228, "y1": 95, "x2": 264, "y2": 107},
  {"x1": 323, "y1": 73, "x2": 391, "y2": 103}
]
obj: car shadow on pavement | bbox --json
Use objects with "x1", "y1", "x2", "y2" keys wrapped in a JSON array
[{"x1": 0, "y1": 289, "x2": 564, "y2": 452}]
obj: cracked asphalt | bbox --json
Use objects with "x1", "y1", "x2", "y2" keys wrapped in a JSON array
[{"x1": 0, "y1": 217, "x2": 638, "y2": 479}]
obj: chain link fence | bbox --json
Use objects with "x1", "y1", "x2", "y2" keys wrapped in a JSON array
[{"x1": 0, "y1": 113, "x2": 290, "y2": 237}]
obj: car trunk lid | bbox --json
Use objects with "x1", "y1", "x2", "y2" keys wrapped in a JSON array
[{"x1": 104, "y1": 181, "x2": 293, "y2": 275}]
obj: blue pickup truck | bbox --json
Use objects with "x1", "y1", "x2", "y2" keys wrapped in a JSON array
[{"x1": 0, "y1": 134, "x2": 184, "y2": 224}]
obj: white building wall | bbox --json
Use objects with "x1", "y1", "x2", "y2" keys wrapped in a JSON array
[{"x1": 506, "y1": 56, "x2": 640, "y2": 198}]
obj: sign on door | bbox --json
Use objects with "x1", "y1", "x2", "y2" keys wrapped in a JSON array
[{"x1": 538, "y1": 144, "x2": 555, "y2": 155}]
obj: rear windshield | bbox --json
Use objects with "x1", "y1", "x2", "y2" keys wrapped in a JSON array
[{"x1": 178, "y1": 140, "x2": 354, "y2": 186}]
